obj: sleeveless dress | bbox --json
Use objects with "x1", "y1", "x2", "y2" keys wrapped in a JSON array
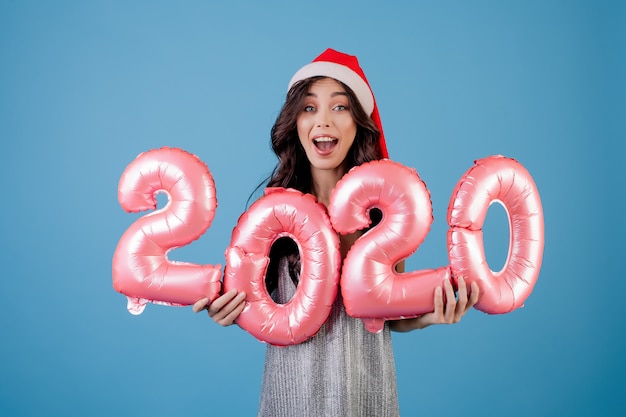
[{"x1": 258, "y1": 256, "x2": 400, "y2": 417}]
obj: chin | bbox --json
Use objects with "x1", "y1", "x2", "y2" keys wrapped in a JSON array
[{"x1": 311, "y1": 159, "x2": 342, "y2": 171}]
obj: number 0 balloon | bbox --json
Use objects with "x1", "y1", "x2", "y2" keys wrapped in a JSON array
[
  {"x1": 447, "y1": 155, "x2": 544, "y2": 314},
  {"x1": 223, "y1": 188, "x2": 341, "y2": 346}
]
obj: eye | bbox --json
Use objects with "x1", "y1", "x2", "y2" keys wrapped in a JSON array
[
  {"x1": 333, "y1": 104, "x2": 348, "y2": 111},
  {"x1": 304, "y1": 105, "x2": 315, "y2": 112}
]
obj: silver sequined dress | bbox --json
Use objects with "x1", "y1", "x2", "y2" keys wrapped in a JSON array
[{"x1": 258, "y1": 256, "x2": 400, "y2": 417}]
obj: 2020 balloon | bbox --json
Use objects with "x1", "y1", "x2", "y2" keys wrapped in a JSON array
[{"x1": 112, "y1": 148, "x2": 544, "y2": 345}]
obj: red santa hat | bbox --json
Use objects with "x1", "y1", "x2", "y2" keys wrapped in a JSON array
[{"x1": 288, "y1": 48, "x2": 389, "y2": 159}]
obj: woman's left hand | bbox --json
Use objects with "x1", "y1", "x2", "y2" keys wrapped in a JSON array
[{"x1": 389, "y1": 276, "x2": 479, "y2": 332}]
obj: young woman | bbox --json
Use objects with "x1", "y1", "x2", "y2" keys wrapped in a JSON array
[{"x1": 193, "y1": 48, "x2": 479, "y2": 417}]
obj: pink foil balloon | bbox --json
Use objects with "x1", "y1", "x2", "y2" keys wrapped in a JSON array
[
  {"x1": 328, "y1": 160, "x2": 450, "y2": 333},
  {"x1": 223, "y1": 188, "x2": 341, "y2": 346},
  {"x1": 112, "y1": 147, "x2": 222, "y2": 314},
  {"x1": 447, "y1": 155, "x2": 544, "y2": 314}
]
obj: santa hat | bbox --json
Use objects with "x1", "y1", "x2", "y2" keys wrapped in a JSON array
[{"x1": 288, "y1": 48, "x2": 389, "y2": 159}]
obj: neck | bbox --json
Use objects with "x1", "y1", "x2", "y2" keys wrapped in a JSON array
[{"x1": 310, "y1": 166, "x2": 347, "y2": 206}]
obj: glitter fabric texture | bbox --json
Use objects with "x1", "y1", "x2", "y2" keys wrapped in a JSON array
[{"x1": 258, "y1": 257, "x2": 400, "y2": 417}]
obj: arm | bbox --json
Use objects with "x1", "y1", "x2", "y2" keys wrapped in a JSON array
[{"x1": 389, "y1": 275, "x2": 479, "y2": 332}]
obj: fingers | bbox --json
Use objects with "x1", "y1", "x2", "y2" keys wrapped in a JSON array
[
  {"x1": 454, "y1": 276, "x2": 469, "y2": 321},
  {"x1": 433, "y1": 286, "x2": 444, "y2": 318},
  {"x1": 431, "y1": 277, "x2": 479, "y2": 325},
  {"x1": 452, "y1": 276, "x2": 479, "y2": 323},
  {"x1": 443, "y1": 278, "x2": 456, "y2": 323},
  {"x1": 206, "y1": 289, "x2": 238, "y2": 314},
  {"x1": 193, "y1": 289, "x2": 247, "y2": 327},
  {"x1": 192, "y1": 297, "x2": 210, "y2": 313},
  {"x1": 468, "y1": 281, "x2": 480, "y2": 308},
  {"x1": 207, "y1": 289, "x2": 247, "y2": 327},
  {"x1": 213, "y1": 294, "x2": 247, "y2": 326}
]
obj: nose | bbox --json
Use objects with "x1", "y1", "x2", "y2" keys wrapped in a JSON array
[{"x1": 315, "y1": 109, "x2": 330, "y2": 127}]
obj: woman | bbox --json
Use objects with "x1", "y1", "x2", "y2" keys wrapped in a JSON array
[{"x1": 194, "y1": 48, "x2": 479, "y2": 416}]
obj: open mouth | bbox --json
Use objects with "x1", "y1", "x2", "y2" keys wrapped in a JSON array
[{"x1": 313, "y1": 137, "x2": 339, "y2": 152}]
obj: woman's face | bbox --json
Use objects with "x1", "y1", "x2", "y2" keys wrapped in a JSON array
[{"x1": 297, "y1": 78, "x2": 357, "y2": 173}]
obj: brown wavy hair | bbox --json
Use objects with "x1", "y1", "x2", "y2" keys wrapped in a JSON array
[{"x1": 266, "y1": 76, "x2": 383, "y2": 194}]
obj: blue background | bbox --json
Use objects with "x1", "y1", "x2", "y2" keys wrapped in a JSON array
[{"x1": 1, "y1": 1, "x2": 624, "y2": 416}]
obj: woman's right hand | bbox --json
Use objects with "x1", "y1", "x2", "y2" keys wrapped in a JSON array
[{"x1": 192, "y1": 289, "x2": 247, "y2": 326}]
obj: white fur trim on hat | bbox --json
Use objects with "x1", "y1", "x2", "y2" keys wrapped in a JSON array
[{"x1": 287, "y1": 61, "x2": 375, "y2": 116}]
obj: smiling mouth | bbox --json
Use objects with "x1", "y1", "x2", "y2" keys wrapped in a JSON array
[{"x1": 313, "y1": 137, "x2": 338, "y2": 152}]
